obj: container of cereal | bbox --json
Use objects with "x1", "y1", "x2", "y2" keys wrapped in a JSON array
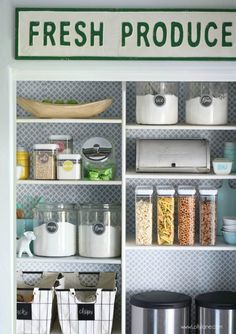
[
  {"x1": 49, "y1": 135, "x2": 73, "y2": 153},
  {"x1": 199, "y1": 186, "x2": 218, "y2": 246},
  {"x1": 57, "y1": 154, "x2": 81, "y2": 180},
  {"x1": 156, "y1": 186, "x2": 175, "y2": 246},
  {"x1": 135, "y1": 186, "x2": 153, "y2": 246},
  {"x1": 177, "y1": 186, "x2": 196, "y2": 246},
  {"x1": 33, "y1": 144, "x2": 58, "y2": 180}
]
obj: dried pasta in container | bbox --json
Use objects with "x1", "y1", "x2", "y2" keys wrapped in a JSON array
[{"x1": 157, "y1": 186, "x2": 175, "y2": 245}]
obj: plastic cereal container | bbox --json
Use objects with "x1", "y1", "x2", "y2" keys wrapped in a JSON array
[
  {"x1": 156, "y1": 186, "x2": 175, "y2": 245},
  {"x1": 33, "y1": 144, "x2": 58, "y2": 180}
]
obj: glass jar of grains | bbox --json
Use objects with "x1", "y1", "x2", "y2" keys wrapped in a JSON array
[
  {"x1": 199, "y1": 187, "x2": 218, "y2": 246},
  {"x1": 135, "y1": 186, "x2": 153, "y2": 246},
  {"x1": 33, "y1": 144, "x2": 58, "y2": 180},
  {"x1": 177, "y1": 186, "x2": 196, "y2": 246},
  {"x1": 156, "y1": 186, "x2": 175, "y2": 246}
]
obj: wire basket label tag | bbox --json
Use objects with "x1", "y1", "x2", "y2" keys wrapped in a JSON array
[
  {"x1": 78, "y1": 304, "x2": 95, "y2": 321},
  {"x1": 17, "y1": 303, "x2": 32, "y2": 320}
]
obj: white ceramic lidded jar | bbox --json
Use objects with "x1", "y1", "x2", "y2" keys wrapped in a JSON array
[
  {"x1": 136, "y1": 82, "x2": 178, "y2": 124},
  {"x1": 185, "y1": 82, "x2": 228, "y2": 125}
]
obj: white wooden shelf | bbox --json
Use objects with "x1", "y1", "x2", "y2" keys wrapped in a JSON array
[
  {"x1": 17, "y1": 118, "x2": 122, "y2": 124},
  {"x1": 17, "y1": 255, "x2": 121, "y2": 265},
  {"x1": 51, "y1": 318, "x2": 121, "y2": 334},
  {"x1": 126, "y1": 123, "x2": 236, "y2": 131},
  {"x1": 126, "y1": 170, "x2": 236, "y2": 180},
  {"x1": 16, "y1": 179, "x2": 122, "y2": 185},
  {"x1": 126, "y1": 237, "x2": 236, "y2": 251}
]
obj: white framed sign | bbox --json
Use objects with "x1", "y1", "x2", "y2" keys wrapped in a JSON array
[{"x1": 16, "y1": 8, "x2": 236, "y2": 60}]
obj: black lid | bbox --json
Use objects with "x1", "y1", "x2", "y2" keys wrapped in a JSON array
[
  {"x1": 196, "y1": 291, "x2": 236, "y2": 310},
  {"x1": 130, "y1": 291, "x2": 192, "y2": 309}
]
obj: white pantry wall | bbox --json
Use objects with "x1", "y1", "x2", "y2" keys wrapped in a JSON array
[{"x1": 1, "y1": 0, "x2": 236, "y2": 333}]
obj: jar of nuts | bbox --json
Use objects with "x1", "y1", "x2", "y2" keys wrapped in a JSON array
[
  {"x1": 177, "y1": 186, "x2": 196, "y2": 246},
  {"x1": 156, "y1": 186, "x2": 175, "y2": 246},
  {"x1": 199, "y1": 187, "x2": 218, "y2": 246},
  {"x1": 135, "y1": 186, "x2": 153, "y2": 246},
  {"x1": 33, "y1": 144, "x2": 59, "y2": 180}
]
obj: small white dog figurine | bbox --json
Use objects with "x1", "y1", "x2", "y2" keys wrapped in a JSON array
[{"x1": 17, "y1": 231, "x2": 36, "y2": 258}]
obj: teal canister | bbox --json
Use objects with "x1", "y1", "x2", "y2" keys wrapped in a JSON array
[{"x1": 224, "y1": 142, "x2": 236, "y2": 172}]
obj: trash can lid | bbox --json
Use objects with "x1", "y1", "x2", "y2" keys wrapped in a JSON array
[
  {"x1": 130, "y1": 291, "x2": 192, "y2": 309},
  {"x1": 196, "y1": 291, "x2": 236, "y2": 310}
]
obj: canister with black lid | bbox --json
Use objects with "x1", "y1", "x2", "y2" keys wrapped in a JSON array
[{"x1": 131, "y1": 290, "x2": 191, "y2": 334}]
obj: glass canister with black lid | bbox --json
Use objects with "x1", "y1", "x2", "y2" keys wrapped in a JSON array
[{"x1": 82, "y1": 137, "x2": 115, "y2": 181}]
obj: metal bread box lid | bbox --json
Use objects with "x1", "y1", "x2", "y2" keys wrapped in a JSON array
[{"x1": 136, "y1": 139, "x2": 210, "y2": 173}]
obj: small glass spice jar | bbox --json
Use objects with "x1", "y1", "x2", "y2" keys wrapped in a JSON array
[
  {"x1": 199, "y1": 187, "x2": 218, "y2": 246},
  {"x1": 177, "y1": 186, "x2": 196, "y2": 246},
  {"x1": 33, "y1": 144, "x2": 58, "y2": 180},
  {"x1": 135, "y1": 186, "x2": 153, "y2": 246},
  {"x1": 157, "y1": 186, "x2": 175, "y2": 246},
  {"x1": 16, "y1": 146, "x2": 30, "y2": 180}
]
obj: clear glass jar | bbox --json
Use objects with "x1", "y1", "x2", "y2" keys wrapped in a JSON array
[
  {"x1": 224, "y1": 142, "x2": 236, "y2": 172},
  {"x1": 49, "y1": 135, "x2": 73, "y2": 153},
  {"x1": 136, "y1": 82, "x2": 178, "y2": 125},
  {"x1": 78, "y1": 203, "x2": 121, "y2": 258},
  {"x1": 33, "y1": 144, "x2": 58, "y2": 180},
  {"x1": 199, "y1": 187, "x2": 218, "y2": 246},
  {"x1": 186, "y1": 82, "x2": 228, "y2": 125},
  {"x1": 82, "y1": 137, "x2": 115, "y2": 181},
  {"x1": 135, "y1": 186, "x2": 153, "y2": 246},
  {"x1": 156, "y1": 186, "x2": 175, "y2": 246},
  {"x1": 57, "y1": 154, "x2": 81, "y2": 180},
  {"x1": 33, "y1": 203, "x2": 77, "y2": 257},
  {"x1": 16, "y1": 146, "x2": 30, "y2": 180},
  {"x1": 177, "y1": 186, "x2": 196, "y2": 246}
]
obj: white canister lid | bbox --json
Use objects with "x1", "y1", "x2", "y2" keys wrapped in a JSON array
[
  {"x1": 199, "y1": 186, "x2": 218, "y2": 196},
  {"x1": 33, "y1": 144, "x2": 59, "y2": 150},
  {"x1": 177, "y1": 186, "x2": 196, "y2": 195},
  {"x1": 156, "y1": 186, "x2": 175, "y2": 196},
  {"x1": 57, "y1": 154, "x2": 81, "y2": 161},
  {"x1": 17, "y1": 146, "x2": 27, "y2": 152},
  {"x1": 135, "y1": 186, "x2": 153, "y2": 196},
  {"x1": 49, "y1": 135, "x2": 72, "y2": 140}
]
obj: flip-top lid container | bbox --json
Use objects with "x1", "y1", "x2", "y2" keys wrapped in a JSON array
[{"x1": 136, "y1": 139, "x2": 210, "y2": 173}]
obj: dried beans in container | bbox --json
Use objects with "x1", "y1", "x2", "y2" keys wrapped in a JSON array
[
  {"x1": 177, "y1": 186, "x2": 196, "y2": 246},
  {"x1": 199, "y1": 187, "x2": 217, "y2": 246}
]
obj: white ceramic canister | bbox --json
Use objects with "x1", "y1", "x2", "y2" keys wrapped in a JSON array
[
  {"x1": 136, "y1": 82, "x2": 178, "y2": 124},
  {"x1": 57, "y1": 154, "x2": 81, "y2": 180}
]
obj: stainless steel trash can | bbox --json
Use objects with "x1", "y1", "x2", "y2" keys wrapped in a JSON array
[
  {"x1": 196, "y1": 291, "x2": 236, "y2": 334},
  {"x1": 131, "y1": 291, "x2": 192, "y2": 334}
]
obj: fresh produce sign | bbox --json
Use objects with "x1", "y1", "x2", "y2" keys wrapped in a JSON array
[{"x1": 16, "y1": 9, "x2": 236, "y2": 60}]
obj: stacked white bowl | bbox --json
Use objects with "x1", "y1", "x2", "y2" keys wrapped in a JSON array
[{"x1": 222, "y1": 217, "x2": 236, "y2": 245}]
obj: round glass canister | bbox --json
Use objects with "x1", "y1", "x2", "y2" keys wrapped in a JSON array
[
  {"x1": 78, "y1": 203, "x2": 121, "y2": 258},
  {"x1": 199, "y1": 187, "x2": 218, "y2": 246},
  {"x1": 33, "y1": 203, "x2": 77, "y2": 257},
  {"x1": 224, "y1": 142, "x2": 236, "y2": 172},
  {"x1": 82, "y1": 137, "x2": 115, "y2": 181},
  {"x1": 136, "y1": 82, "x2": 178, "y2": 125},
  {"x1": 185, "y1": 82, "x2": 228, "y2": 125}
]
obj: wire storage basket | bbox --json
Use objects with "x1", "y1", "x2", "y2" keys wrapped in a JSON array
[
  {"x1": 16, "y1": 271, "x2": 59, "y2": 334},
  {"x1": 55, "y1": 272, "x2": 117, "y2": 334}
]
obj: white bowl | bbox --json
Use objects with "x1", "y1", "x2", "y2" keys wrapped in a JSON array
[
  {"x1": 223, "y1": 216, "x2": 236, "y2": 226},
  {"x1": 223, "y1": 226, "x2": 236, "y2": 232},
  {"x1": 212, "y1": 159, "x2": 233, "y2": 175}
]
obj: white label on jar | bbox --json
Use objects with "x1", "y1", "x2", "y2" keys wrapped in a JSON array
[
  {"x1": 200, "y1": 95, "x2": 212, "y2": 107},
  {"x1": 46, "y1": 221, "x2": 58, "y2": 233},
  {"x1": 93, "y1": 223, "x2": 105, "y2": 235},
  {"x1": 63, "y1": 160, "x2": 74, "y2": 172},
  {"x1": 38, "y1": 153, "x2": 49, "y2": 163},
  {"x1": 154, "y1": 94, "x2": 166, "y2": 107}
]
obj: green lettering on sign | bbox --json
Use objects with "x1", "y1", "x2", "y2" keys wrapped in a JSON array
[
  {"x1": 222, "y1": 22, "x2": 233, "y2": 47},
  {"x1": 205, "y1": 22, "x2": 217, "y2": 47},
  {"x1": 153, "y1": 22, "x2": 167, "y2": 47},
  {"x1": 29, "y1": 21, "x2": 40, "y2": 46},
  {"x1": 43, "y1": 22, "x2": 56, "y2": 46},
  {"x1": 75, "y1": 21, "x2": 87, "y2": 47},
  {"x1": 171, "y1": 22, "x2": 183, "y2": 47},
  {"x1": 121, "y1": 22, "x2": 133, "y2": 47},
  {"x1": 91, "y1": 22, "x2": 104, "y2": 46},
  {"x1": 60, "y1": 21, "x2": 70, "y2": 46},
  {"x1": 137, "y1": 22, "x2": 150, "y2": 47},
  {"x1": 188, "y1": 22, "x2": 201, "y2": 47}
]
